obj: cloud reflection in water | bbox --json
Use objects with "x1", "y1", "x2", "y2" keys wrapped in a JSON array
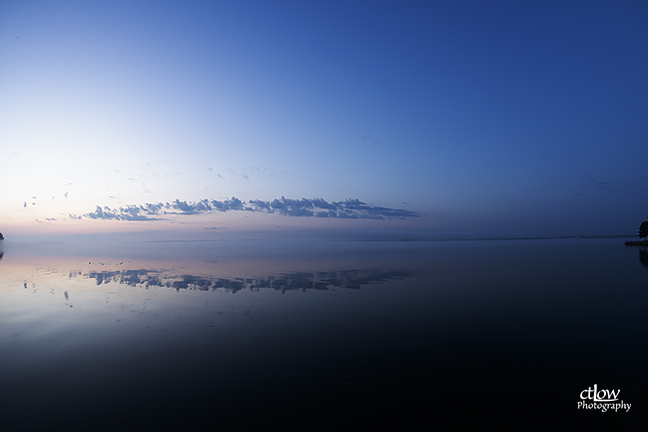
[{"x1": 86, "y1": 268, "x2": 415, "y2": 293}]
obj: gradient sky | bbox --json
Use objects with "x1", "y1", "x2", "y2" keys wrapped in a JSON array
[{"x1": 1, "y1": 0, "x2": 647, "y2": 238}]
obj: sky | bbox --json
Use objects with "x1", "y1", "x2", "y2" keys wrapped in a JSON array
[{"x1": 1, "y1": 0, "x2": 647, "y2": 239}]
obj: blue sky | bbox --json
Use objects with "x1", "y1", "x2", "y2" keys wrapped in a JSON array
[{"x1": 1, "y1": 0, "x2": 647, "y2": 238}]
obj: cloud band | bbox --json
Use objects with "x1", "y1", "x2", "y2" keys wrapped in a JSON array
[{"x1": 83, "y1": 197, "x2": 418, "y2": 221}]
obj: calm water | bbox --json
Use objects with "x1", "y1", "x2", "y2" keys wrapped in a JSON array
[{"x1": 1, "y1": 238, "x2": 647, "y2": 430}]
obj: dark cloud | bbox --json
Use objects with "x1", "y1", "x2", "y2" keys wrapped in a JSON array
[
  {"x1": 253, "y1": 197, "x2": 418, "y2": 219},
  {"x1": 81, "y1": 197, "x2": 418, "y2": 221}
]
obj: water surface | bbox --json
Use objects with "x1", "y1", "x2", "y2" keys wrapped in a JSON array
[{"x1": 1, "y1": 238, "x2": 646, "y2": 429}]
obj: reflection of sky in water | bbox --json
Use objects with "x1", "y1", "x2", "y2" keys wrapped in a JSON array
[{"x1": 1, "y1": 238, "x2": 648, "y2": 429}]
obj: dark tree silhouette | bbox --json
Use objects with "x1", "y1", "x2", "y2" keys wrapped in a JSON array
[
  {"x1": 640, "y1": 219, "x2": 648, "y2": 241},
  {"x1": 0, "y1": 232, "x2": 4, "y2": 241}
]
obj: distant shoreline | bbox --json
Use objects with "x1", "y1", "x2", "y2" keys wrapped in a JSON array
[
  {"x1": 4, "y1": 233, "x2": 638, "y2": 245},
  {"x1": 625, "y1": 240, "x2": 648, "y2": 246},
  {"x1": 352, "y1": 234, "x2": 635, "y2": 243},
  {"x1": 126, "y1": 234, "x2": 636, "y2": 244}
]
